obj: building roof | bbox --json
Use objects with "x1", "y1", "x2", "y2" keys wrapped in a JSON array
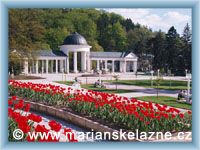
[
  {"x1": 90, "y1": 52, "x2": 137, "y2": 59},
  {"x1": 38, "y1": 50, "x2": 67, "y2": 57},
  {"x1": 23, "y1": 50, "x2": 137, "y2": 59},
  {"x1": 62, "y1": 32, "x2": 88, "y2": 45}
]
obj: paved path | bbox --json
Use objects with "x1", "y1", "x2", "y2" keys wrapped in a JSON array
[
  {"x1": 117, "y1": 92, "x2": 178, "y2": 98},
  {"x1": 29, "y1": 73, "x2": 189, "y2": 83},
  {"x1": 20, "y1": 79, "x2": 178, "y2": 98},
  {"x1": 104, "y1": 83, "x2": 179, "y2": 98},
  {"x1": 15, "y1": 108, "x2": 95, "y2": 142}
]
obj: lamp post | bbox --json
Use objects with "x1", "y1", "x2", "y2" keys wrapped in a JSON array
[
  {"x1": 11, "y1": 66, "x2": 14, "y2": 79},
  {"x1": 185, "y1": 69, "x2": 188, "y2": 77},
  {"x1": 168, "y1": 70, "x2": 172, "y2": 88},
  {"x1": 150, "y1": 70, "x2": 154, "y2": 87},
  {"x1": 113, "y1": 73, "x2": 119, "y2": 90},
  {"x1": 157, "y1": 69, "x2": 160, "y2": 78},
  {"x1": 99, "y1": 70, "x2": 102, "y2": 84},
  {"x1": 186, "y1": 73, "x2": 191, "y2": 103},
  {"x1": 156, "y1": 69, "x2": 160, "y2": 100}
]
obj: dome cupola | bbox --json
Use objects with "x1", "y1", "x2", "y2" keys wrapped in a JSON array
[{"x1": 63, "y1": 32, "x2": 88, "y2": 45}]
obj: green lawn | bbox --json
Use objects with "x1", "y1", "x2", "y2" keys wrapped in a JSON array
[
  {"x1": 56, "y1": 81, "x2": 135, "y2": 94},
  {"x1": 105, "y1": 80, "x2": 189, "y2": 90},
  {"x1": 56, "y1": 81, "x2": 73, "y2": 85},
  {"x1": 136, "y1": 96, "x2": 192, "y2": 110},
  {"x1": 81, "y1": 84, "x2": 136, "y2": 93}
]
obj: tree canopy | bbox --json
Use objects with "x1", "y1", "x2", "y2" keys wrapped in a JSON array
[{"x1": 9, "y1": 8, "x2": 192, "y2": 75}]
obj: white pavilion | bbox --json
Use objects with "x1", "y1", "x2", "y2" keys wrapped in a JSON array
[{"x1": 23, "y1": 32, "x2": 138, "y2": 75}]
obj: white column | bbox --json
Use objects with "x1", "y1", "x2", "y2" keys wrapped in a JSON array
[
  {"x1": 87, "y1": 52, "x2": 91, "y2": 72},
  {"x1": 32, "y1": 60, "x2": 35, "y2": 74},
  {"x1": 112, "y1": 60, "x2": 115, "y2": 73},
  {"x1": 60, "y1": 59, "x2": 63, "y2": 73},
  {"x1": 63, "y1": 60, "x2": 66, "y2": 72},
  {"x1": 46, "y1": 59, "x2": 48, "y2": 74},
  {"x1": 73, "y1": 52, "x2": 78, "y2": 73},
  {"x1": 133, "y1": 61, "x2": 137, "y2": 73},
  {"x1": 132, "y1": 61, "x2": 134, "y2": 72},
  {"x1": 84, "y1": 52, "x2": 87, "y2": 72},
  {"x1": 24, "y1": 59, "x2": 28, "y2": 75},
  {"x1": 67, "y1": 53, "x2": 69, "y2": 74},
  {"x1": 81, "y1": 52, "x2": 84, "y2": 72},
  {"x1": 97, "y1": 60, "x2": 100, "y2": 70},
  {"x1": 123, "y1": 61, "x2": 126, "y2": 73},
  {"x1": 120, "y1": 61, "x2": 123, "y2": 72},
  {"x1": 105, "y1": 60, "x2": 107, "y2": 71},
  {"x1": 100, "y1": 60, "x2": 102, "y2": 70},
  {"x1": 56, "y1": 59, "x2": 58, "y2": 74},
  {"x1": 36, "y1": 60, "x2": 38, "y2": 74},
  {"x1": 51, "y1": 60, "x2": 53, "y2": 73},
  {"x1": 41, "y1": 60, "x2": 44, "y2": 74},
  {"x1": 81, "y1": 52, "x2": 86, "y2": 72}
]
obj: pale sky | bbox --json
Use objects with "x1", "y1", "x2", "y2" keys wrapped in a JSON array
[{"x1": 101, "y1": 8, "x2": 192, "y2": 35}]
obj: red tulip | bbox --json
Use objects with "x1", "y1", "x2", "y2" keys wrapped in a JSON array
[{"x1": 48, "y1": 120, "x2": 62, "y2": 132}]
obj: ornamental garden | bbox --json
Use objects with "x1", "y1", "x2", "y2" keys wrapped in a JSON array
[
  {"x1": 8, "y1": 79, "x2": 192, "y2": 142},
  {"x1": 8, "y1": 8, "x2": 192, "y2": 142}
]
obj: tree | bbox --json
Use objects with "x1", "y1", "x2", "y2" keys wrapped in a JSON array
[
  {"x1": 182, "y1": 23, "x2": 192, "y2": 44},
  {"x1": 72, "y1": 17, "x2": 97, "y2": 41},
  {"x1": 97, "y1": 13, "x2": 110, "y2": 40},
  {"x1": 98, "y1": 22, "x2": 128, "y2": 51},
  {"x1": 150, "y1": 31, "x2": 166, "y2": 71},
  {"x1": 8, "y1": 51, "x2": 23, "y2": 75},
  {"x1": 88, "y1": 40, "x2": 104, "y2": 52},
  {"x1": 181, "y1": 23, "x2": 192, "y2": 71},
  {"x1": 127, "y1": 27, "x2": 153, "y2": 56},
  {"x1": 45, "y1": 28, "x2": 69, "y2": 50},
  {"x1": 121, "y1": 18, "x2": 135, "y2": 32},
  {"x1": 9, "y1": 8, "x2": 160, "y2": 75},
  {"x1": 109, "y1": 13, "x2": 123, "y2": 25},
  {"x1": 9, "y1": 9, "x2": 46, "y2": 53},
  {"x1": 9, "y1": 9, "x2": 46, "y2": 75},
  {"x1": 111, "y1": 22, "x2": 127, "y2": 51},
  {"x1": 165, "y1": 26, "x2": 184, "y2": 75},
  {"x1": 97, "y1": 13, "x2": 128, "y2": 51}
]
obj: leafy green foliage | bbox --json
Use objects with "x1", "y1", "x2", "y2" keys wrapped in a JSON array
[
  {"x1": 9, "y1": 9, "x2": 191, "y2": 75},
  {"x1": 147, "y1": 25, "x2": 192, "y2": 75}
]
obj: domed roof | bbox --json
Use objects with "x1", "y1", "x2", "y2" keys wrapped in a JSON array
[{"x1": 63, "y1": 32, "x2": 88, "y2": 45}]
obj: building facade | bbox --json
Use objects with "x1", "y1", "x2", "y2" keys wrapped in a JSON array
[{"x1": 23, "y1": 32, "x2": 138, "y2": 75}]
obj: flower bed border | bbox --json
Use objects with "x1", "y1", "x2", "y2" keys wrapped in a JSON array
[
  {"x1": 13, "y1": 98, "x2": 191, "y2": 142},
  {"x1": 16, "y1": 99, "x2": 134, "y2": 141},
  {"x1": 9, "y1": 80, "x2": 192, "y2": 134}
]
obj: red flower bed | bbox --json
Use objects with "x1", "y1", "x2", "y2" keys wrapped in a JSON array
[
  {"x1": 8, "y1": 95, "x2": 78, "y2": 142},
  {"x1": 8, "y1": 80, "x2": 192, "y2": 132}
]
